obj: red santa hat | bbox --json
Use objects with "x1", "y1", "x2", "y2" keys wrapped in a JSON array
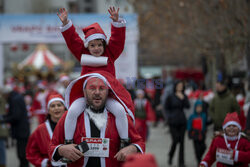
[
  {"x1": 47, "y1": 93, "x2": 65, "y2": 109},
  {"x1": 123, "y1": 153, "x2": 158, "y2": 167},
  {"x1": 82, "y1": 23, "x2": 107, "y2": 48},
  {"x1": 222, "y1": 112, "x2": 241, "y2": 130},
  {"x1": 59, "y1": 74, "x2": 70, "y2": 83}
]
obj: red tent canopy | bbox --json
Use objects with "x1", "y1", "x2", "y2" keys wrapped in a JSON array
[
  {"x1": 19, "y1": 44, "x2": 64, "y2": 69},
  {"x1": 174, "y1": 68, "x2": 204, "y2": 81}
]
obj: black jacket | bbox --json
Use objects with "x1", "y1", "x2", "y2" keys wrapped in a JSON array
[
  {"x1": 164, "y1": 93, "x2": 190, "y2": 126},
  {"x1": 3, "y1": 91, "x2": 30, "y2": 139}
]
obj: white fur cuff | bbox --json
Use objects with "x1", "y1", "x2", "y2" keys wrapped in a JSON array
[
  {"x1": 41, "y1": 158, "x2": 48, "y2": 167},
  {"x1": 132, "y1": 144, "x2": 143, "y2": 153},
  {"x1": 60, "y1": 20, "x2": 73, "y2": 32},
  {"x1": 111, "y1": 18, "x2": 126, "y2": 28},
  {"x1": 200, "y1": 161, "x2": 208, "y2": 167}
]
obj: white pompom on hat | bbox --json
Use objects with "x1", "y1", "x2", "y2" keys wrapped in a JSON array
[
  {"x1": 136, "y1": 89, "x2": 145, "y2": 96},
  {"x1": 82, "y1": 23, "x2": 107, "y2": 48},
  {"x1": 47, "y1": 93, "x2": 65, "y2": 109},
  {"x1": 222, "y1": 112, "x2": 241, "y2": 130},
  {"x1": 37, "y1": 81, "x2": 47, "y2": 90}
]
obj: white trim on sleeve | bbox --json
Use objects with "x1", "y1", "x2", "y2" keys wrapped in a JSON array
[
  {"x1": 41, "y1": 158, "x2": 48, "y2": 167},
  {"x1": 111, "y1": 18, "x2": 126, "y2": 28},
  {"x1": 81, "y1": 54, "x2": 108, "y2": 67},
  {"x1": 132, "y1": 144, "x2": 143, "y2": 153},
  {"x1": 60, "y1": 20, "x2": 73, "y2": 32},
  {"x1": 200, "y1": 161, "x2": 208, "y2": 167}
]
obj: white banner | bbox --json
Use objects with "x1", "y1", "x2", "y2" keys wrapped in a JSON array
[{"x1": 0, "y1": 14, "x2": 138, "y2": 80}]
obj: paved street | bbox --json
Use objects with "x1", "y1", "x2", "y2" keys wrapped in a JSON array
[
  {"x1": 6, "y1": 119, "x2": 216, "y2": 167},
  {"x1": 145, "y1": 122, "x2": 215, "y2": 167}
]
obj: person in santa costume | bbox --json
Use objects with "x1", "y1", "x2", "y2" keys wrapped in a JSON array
[
  {"x1": 32, "y1": 81, "x2": 49, "y2": 124},
  {"x1": 200, "y1": 112, "x2": 250, "y2": 167},
  {"x1": 26, "y1": 93, "x2": 67, "y2": 167},
  {"x1": 134, "y1": 89, "x2": 155, "y2": 142},
  {"x1": 57, "y1": 7, "x2": 131, "y2": 148},
  {"x1": 56, "y1": 74, "x2": 70, "y2": 97},
  {"x1": 49, "y1": 72, "x2": 145, "y2": 167}
]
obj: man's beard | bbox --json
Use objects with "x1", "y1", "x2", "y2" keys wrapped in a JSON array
[{"x1": 85, "y1": 94, "x2": 107, "y2": 112}]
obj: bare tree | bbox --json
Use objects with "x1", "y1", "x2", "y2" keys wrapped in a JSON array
[{"x1": 128, "y1": 0, "x2": 250, "y2": 88}]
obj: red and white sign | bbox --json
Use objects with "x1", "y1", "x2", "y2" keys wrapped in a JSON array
[{"x1": 81, "y1": 137, "x2": 110, "y2": 157}]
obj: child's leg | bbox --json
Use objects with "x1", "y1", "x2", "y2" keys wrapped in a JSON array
[
  {"x1": 64, "y1": 97, "x2": 86, "y2": 141},
  {"x1": 106, "y1": 98, "x2": 128, "y2": 139}
]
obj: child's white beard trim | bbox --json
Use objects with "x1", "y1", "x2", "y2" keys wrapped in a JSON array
[
  {"x1": 85, "y1": 107, "x2": 107, "y2": 130},
  {"x1": 225, "y1": 134, "x2": 239, "y2": 141}
]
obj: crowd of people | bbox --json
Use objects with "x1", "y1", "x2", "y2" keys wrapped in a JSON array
[
  {"x1": 0, "y1": 5, "x2": 250, "y2": 167},
  {"x1": 1, "y1": 71, "x2": 250, "y2": 167}
]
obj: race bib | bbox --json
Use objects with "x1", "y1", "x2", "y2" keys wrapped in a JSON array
[
  {"x1": 216, "y1": 148, "x2": 234, "y2": 165},
  {"x1": 81, "y1": 137, "x2": 110, "y2": 157}
]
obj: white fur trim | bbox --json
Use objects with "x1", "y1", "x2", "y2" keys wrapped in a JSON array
[
  {"x1": 65, "y1": 73, "x2": 135, "y2": 123},
  {"x1": 65, "y1": 97, "x2": 86, "y2": 140},
  {"x1": 132, "y1": 144, "x2": 143, "y2": 153},
  {"x1": 85, "y1": 108, "x2": 107, "y2": 130},
  {"x1": 41, "y1": 158, "x2": 48, "y2": 167},
  {"x1": 225, "y1": 135, "x2": 238, "y2": 141},
  {"x1": 100, "y1": 157, "x2": 106, "y2": 167},
  {"x1": 223, "y1": 121, "x2": 241, "y2": 130},
  {"x1": 234, "y1": 150, "x2": 239, "y2": 162},
  {"x1": 83, "y1": 109, "x2": 107, "y2": 167},
  {"x1": 81, "y1": 54, "x2": 108, "y2": 67},
  {"x1": 45, "y1": 120, "x2": 53, "y2": 139},
  {"x1": 47, "y1": 98, "x2": 65, "y2": 109},
  {"x1": 111, "y1": 18, "x2": 126, "y2": 28},
  {"x1": 83, "y1": 112, "x2": 90, "y2": 167},
  {"x1": 100, "y1": 109, "x2": 107, "y2": 167},
  {"x1": 84, "y1": 33, "x2": 107, "y2": 48},
  {"x1": 60, "y1": 20, "x2": 73, "y2": 32},
  {"x1": 82, "y1": 76, "x2": 107, "y2": 89},
  {"x1": 200, "y1": 161, "x2": 208, "y2": 167},
  {"x1": 51, "y1": 161, "x2": 67, "y2": 166},
  {"x1": 243, "y1": 102, "x2": 250, "y2": 116}
]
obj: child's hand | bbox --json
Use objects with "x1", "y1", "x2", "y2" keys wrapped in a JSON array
[
  {"x1": 108, "y1": 6, "x2": 120, "y2": 22},
  {"x1": 57, "y1": 8, "x2": 69, "y2": 26}
]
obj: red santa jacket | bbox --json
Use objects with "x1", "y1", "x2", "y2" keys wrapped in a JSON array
[
  {"x1": 26, "y1": 120, "x2": 67, "y2": 167},
  {"x1": 200, "y1": 133, "x2": 250, "y2": 167},
  {"x1": 134, "y1": 98, "x2": 155, "y2": 121},
  {"x1": 61, "y1": 21, "x2": 125, "y2": 77},
  {"x1": 65, "y1": 71, "x2": 135, "y2": 121},
  {"x1": 49, "y1": 110, "x2": 145, "y2": 167},
  {"x1": 32, "y1": 91, "x2": 48, "y2": 115},
  {"x1": 134, "y1": 98, "x2": 155, "y2": 141}
]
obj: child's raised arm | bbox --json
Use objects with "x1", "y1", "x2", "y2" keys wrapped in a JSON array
[
  {"x1": 108, "y1": 6, "x2": 120, "y2": 22},
  {"x1": 57, "y1": 8, "x2": 69, "y2": 26}
]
